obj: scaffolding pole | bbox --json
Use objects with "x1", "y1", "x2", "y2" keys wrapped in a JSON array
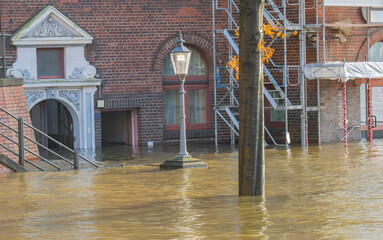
[
  {"x1": 212, "y1": 0, "x2": 323, "y2": 147},
  {"x1": 213, "y1": 0, "x2": 218, "y2": 150},
  {"x1": 367, "y1": 79, "x2": 373, "y2": 142},
  {"x1": 300, "y1": 0, "x2": 307, "y2": 146},
  {"x1": 343, "y1": 81, "x2": 347, "y2": 148}
]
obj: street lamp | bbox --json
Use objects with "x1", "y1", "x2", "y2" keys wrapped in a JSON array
[{"x1": 160, "y1": 32, "x2": 207, "y2": 169}]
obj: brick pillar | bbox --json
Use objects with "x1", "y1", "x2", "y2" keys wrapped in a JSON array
[{"x1": 0, "y1": 78, "x2": 38, "y2": 173}]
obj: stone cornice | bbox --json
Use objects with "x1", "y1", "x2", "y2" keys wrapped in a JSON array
[
  {"x1": 23, "y1": 79, "x2": 102, "y2": 89},
  {"x1": 0, "y1": 78, "x2": 24, "y2": 87}
]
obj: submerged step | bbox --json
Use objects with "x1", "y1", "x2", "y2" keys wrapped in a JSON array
[{"x1": 0, "y1": 154, "x2": 28, "y2": 172}]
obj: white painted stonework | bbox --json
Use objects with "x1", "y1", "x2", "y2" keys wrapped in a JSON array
[{"x1": 8, "y1": 6, "x2": 101, "y2": 150}]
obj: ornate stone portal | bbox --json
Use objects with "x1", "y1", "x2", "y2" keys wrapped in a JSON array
[{"x1": 9, "y1": 6, "x2": 101, "y2": 150}]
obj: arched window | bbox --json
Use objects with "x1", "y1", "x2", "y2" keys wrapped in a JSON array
[
  {"x1": 162, "y1": 47, "x2": 210, "y2": 130},
  {"x1": 369, "y1": 42, "x2": 383, "y2": 61},
  {"x1": 162, "y1": 48, "x2": 207, "y2": 77}
]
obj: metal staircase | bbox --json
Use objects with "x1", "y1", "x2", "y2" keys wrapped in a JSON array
[
  {"x1": 0, "y1": 106, "x2": 99, "y2": 172},
  {"x1": 212, "y1": 0, "x2": 309, "y2": 147}
]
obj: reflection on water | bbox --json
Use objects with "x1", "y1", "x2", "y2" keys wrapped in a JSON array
[{"x1": 1, "y1": 140, "x2": 383, "y2": 239}]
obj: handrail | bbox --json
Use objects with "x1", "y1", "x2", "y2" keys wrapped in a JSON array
[
  {"x1": 216, "y1": 110, "x2": 239, "y2": 136},
  {"x1": 263, "y1": 64, "x2": 284, "y2": 87},
  {"x1": 23, "y1": 147, "x2": 62, "y2": 170},
  {"x1": 23, "y1": 135, "x2": 74, "y2": 166},
  {"x1": 264, "y1": 126, "x2": 285, "y2": 147},
  {"x1": 79, "y1": 155, "x2": 99, "y2": 167},
  {"x1": 216, "y1": 66, "x2": 239, "y2": 88},
  {"x1": 0, "y1": 141, "x2": 46, "y2": 171},
  {"x1": 2, "y1": 117, "x2": 75, "y2": 166},
  {"x1": 24, "y1": 122, "x2": 74, "y2": 153},
  {"x1": 0, "y1": 106, "x2": 99, "y2": 170},
  {"x1": 215, "y1": 0, "x2": 239, "y2": 29},
  {"x1": 0, "y1": 132, "x2": 18, "y2": 145},
  {"x1": 0, "y1": 106, "x2": 19, "y2": 120},
  {"x1": 215, "y1": 8, "x2": 238, "y2": 29},
  {"x1": 0, "y1": 121, "x2": 18, "y2": 133},
  {"x1": 23, "y1": 121, "x2": 99, "y2": 167},
  {"x1": 0, "y1": 130, "x2": 62, "y2": 170}
]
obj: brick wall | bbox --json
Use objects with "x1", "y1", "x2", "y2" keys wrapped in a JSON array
[
  {"x1": 320, "y1": 80, "x2": 361, "y2": 142},
  {"x1": 1, "y1": 0, "x2": 233, "y2": 145},
  {"x1": 1, "y1": 1, "x2": 373, "y2": 146},
  {"x1": 316, "y1": 5, "x2": 373, "y2": 142},
  {"x1": 0, "y1": 78, "x2": 38, "y2": 173}
]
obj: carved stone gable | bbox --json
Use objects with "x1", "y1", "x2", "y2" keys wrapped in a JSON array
[
  {"x1": 11, "y1": 6, "x2": 93, "y2": 46},
  {"x1": 30, "y1": 16, "x2": 74, "y2": 38}
]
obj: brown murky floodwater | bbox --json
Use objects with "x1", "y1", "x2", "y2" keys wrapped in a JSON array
[{"x1": 1, "y1": 140, "x2": 383, "y2": 239}]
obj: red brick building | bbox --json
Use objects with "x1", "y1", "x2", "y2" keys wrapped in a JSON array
[
  {"x1": 1, "y1": 0, "x2": 227, "y2": 148},
  {"x1": 0, "y1": 0, "x2": 382, "y2": 151}
]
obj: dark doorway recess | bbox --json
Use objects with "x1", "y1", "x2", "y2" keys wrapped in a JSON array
[
  {"x1": 30, "y1": 100, "x2": 74, "y2": 150},
  {"x1": 101, "y1": 110, "x2": 137, "y2": 146}
]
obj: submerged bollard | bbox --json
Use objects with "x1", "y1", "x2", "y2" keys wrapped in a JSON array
[{"x1": 74, "y1": 151, "x2": 80, "y2": 170}]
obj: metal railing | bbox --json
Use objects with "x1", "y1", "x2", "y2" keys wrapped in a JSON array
[{"x1": 0, "y1": 106, "x2": 99, "y2": 171}]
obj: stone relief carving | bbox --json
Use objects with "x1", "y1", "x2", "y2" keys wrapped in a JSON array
[
  {"x1": 33, "y1": 17, "x2": 68, "y2": 37},
  {"x1": 46, "y1": 88, "x2": 57, "y2": 99},
  {"x1": 6, "y1": 68, "x2": 35, "y2": 80},
  {"x1": 69, "y1": 68, "x2": 83, "y2": 79},
  {"x1": 59, "y1": 90, "x2": 80, "y2": 111},
  {"x1": 83, "y1": 65, "x2": 97, "y2": 79},
  {"x1": 25, "y1": 91, "x2": 44, "y2": 107},
  {"x1": 69, "y1": 65, "x2": 97, "y2": 79}
]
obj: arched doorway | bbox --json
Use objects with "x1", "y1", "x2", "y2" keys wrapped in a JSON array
[{"x1": 30, "y1": 100, "x2": 74, "y2": 149}]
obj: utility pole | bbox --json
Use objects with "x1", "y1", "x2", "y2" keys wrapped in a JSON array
[{"x1": 238, "y1": 0, "x2": 265, "y2": 196}]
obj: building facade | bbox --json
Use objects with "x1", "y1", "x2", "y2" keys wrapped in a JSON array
[
  {"x1": 0, "y1": 0, "x2": 382, "y2": 150},
  {"x1": 1, "y1": 0, "x2": 226, "y2": 149}
]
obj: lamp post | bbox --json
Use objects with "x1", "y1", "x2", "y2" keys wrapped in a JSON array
[{"x1": 160, "y1": 32, "x2": 207, "y2": 169}]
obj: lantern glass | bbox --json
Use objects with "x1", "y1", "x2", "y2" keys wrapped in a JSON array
[{"x1": 170, "y1": 51, "x2": 191, "y2": 76}]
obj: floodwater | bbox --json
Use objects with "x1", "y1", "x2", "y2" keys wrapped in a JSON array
[{"x1": 1, "y1": 140, "x2": 383, "y2": 239}]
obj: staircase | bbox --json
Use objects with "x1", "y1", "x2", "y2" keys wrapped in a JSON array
[
  {"x1": 213, "y1": 0, "x2": 303, "y2": 146},
  {"x1": 0, "y1": 106, "x2": 99, "y2": 172}
]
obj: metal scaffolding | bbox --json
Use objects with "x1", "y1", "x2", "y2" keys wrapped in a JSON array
[{"x1": 212, "y1": 0, "x2": 321, "y2": 147}]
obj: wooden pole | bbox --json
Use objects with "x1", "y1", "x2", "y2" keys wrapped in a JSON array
[{"x1": 238, "y1": 0, "x2": 265, "y2": 196}]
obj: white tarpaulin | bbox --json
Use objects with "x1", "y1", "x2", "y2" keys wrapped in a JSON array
[
  {"x1": 304, "y1": 62, "x2": 383, "y2": 82},
  {"x1": 323, "y1": 0, "x2": 383, "y2": 7}
]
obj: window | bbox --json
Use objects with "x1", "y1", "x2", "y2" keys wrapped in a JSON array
[
  {"x1": 162, "y1": 48, "x2": 207, "y2": 77},
  {"x1": 163, "y1": 47, "x2": 210, "y2": 130},
  {"x1": 363, "y1": 8, "x2": 383, "y2": 23},
  {"x1": 37, "y1": 48, "x2": 64, "y2": 79},
  {"x1": 269, "y1": 91, "x2": 285, "y2": 122},
  {"x1": 188, "y1": 89, "x2": 207, "y2": 124},
  {"x1": 369, "y1": 42, "x2": 383, "y2": 62},
  {"x1": 164, "y1": 90, "x2": 180, "y2": 125}
]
